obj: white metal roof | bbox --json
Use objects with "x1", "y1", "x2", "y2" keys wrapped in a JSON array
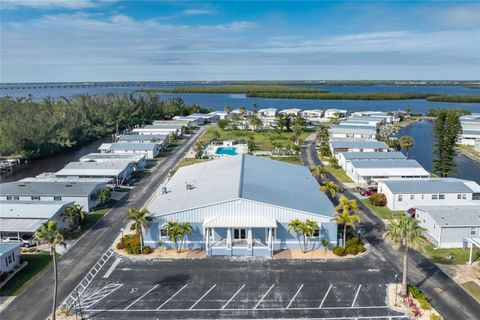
[
  {"x1": 0, "y1": 180, "x2": 104, "y2": 197},
  {"x1": 203, "y1": 215, "x2": 277, "y2": 228},
  {"x1": 0, "y1": 243, "x2": 21, "y2": 255},
  {"x1": 416, "y1": 204, "x2": 480, "y2": 227},
  {"x1": 55, "y1": 161, "x2": 131, "y2": 177},
  {"x1": 148, "y1": 155, "x2": 335, "y2": 217}
]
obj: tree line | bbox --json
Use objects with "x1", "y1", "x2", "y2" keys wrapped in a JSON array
[{"x1": 0, "y1": 94, "x2": 210, "y2": 159}]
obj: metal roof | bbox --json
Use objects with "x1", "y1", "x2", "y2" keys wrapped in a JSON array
[
  {"x1": 330, "y1": 139, "x2": 388, "y2": 149},
  {"x1": 144, "y1": 124, "x2": 184, "y2": 129},
  {"x1": 350, "y1": 159, "x2": 424, "y2": 169},
  {"x1": 56, "y1": 161, "x2": 131, "y2": 177},
  {"x1": 80, "y1": 153, "x2": 146, "y2": 162},
  {"x1": 380, "y1": 178, "x2": 480, "y2": 193},
  {"x1": 118, "y1": 134, "x2": 168, "y2": 142},
  {"x1": 416, "y1": 204, "x2": 480, "y2": 227},
  {"x1": 329, "y1": 125, "x2": 377, "y2": 134},
  {"x1": 104, "y1": 143, "x2": 158, "y2": 151},
  {"x1": 0, "y1": 243, "x2": 21, "y2": 255},
  {"x1": 203, "y1": 215, "x2": 277, "y2": 228},
  {"x1": 0, "y1": 180, "x2": 104, "y2": 197},
  {"x1": 0, "y1": 200, "x2": 72, "y2": 219},
  {"x1": 148, "y1": 155, "x2": 335, "y2": 217},
  {"x1": 341, "y1": 152, "x2": 406, "y2": 160}
]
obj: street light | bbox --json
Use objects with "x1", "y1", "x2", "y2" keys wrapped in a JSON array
[
  {"x1": 394, "y1": 273, "x2": 398, "y2": 306},
  {"x1": 120, "y1": 228, "x2": 124, "y2": 239}
]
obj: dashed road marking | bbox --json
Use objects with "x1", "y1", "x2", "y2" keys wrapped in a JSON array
[{"x1": 103, "y1": 258, "x2": 122, "y2": 279}]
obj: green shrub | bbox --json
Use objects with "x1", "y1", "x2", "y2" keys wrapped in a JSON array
[
  {"x1": 430, "y1": 314, "x2": 442, "y2": 320},
  {"x1": 332, "y1": 246, "x2": 345, "y2": 256},
  {"x1": 121, "y1": 234, "x2": 141, "y2": 254},
  {"x1": 116, "y1": 242, "x2": 125, "y2": 250},
  {"x1": 345, "y1": 245, "x2": 359, "y2": 255},
  {"x1": 345, "y1": 236, "x2": 360, "y2": 247},
  {"x1": 357, "y1": 244, "x2": 366, "y2": 253},
  {"x1": 369, "y1": 193, "x2": 387, "y2": 207},
  {"x1": 407, "y1": 284, "x2": 431, "y2": 310},
  {"x1": 130, "y1": 223, "x2": 137, "y2": 231},
  {"x1": 143, "y1": 246, "x2": 153, "y2": 254}
]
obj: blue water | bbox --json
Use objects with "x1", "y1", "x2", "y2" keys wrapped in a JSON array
[
  {"x1": 216, "y1": 147, "x2": 238, "y2": 156},
  {"x1": 397, "y1": 120, "x2": 480, "y2": 184}
]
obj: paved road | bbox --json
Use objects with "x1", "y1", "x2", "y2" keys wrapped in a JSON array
[
  {"x1": 1, "y1": 126, "x2": 210, "y2": 320},
  {"x1": 301, "y1": 133, "x2": 480, "y2": 320}
]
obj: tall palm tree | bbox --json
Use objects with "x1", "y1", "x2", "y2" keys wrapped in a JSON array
[
  {"x1": 179, "y1": 222, "x2": 192, "y2": 252},
  {"x1": 384, "y1": 216, "x2": 428, "y2": 296},
  {"x1": 249, "y1": 115, "x2": 263, "y2": 131},
  {"x1": 34, "y1": 221, "x2": 66, "y2": 320},
  {"x1": 61, "y1": 204, "x2": 86, "y2": 230},
  {"x1": 335, "y1": 197, "x2": 361, "y2": 248},
  {"x1": 310, "y1": 166, "x2": 328, "y2": 180},
  {"x1": 224, "y1": 106, "x2": 232, "y2": 114},
  {"x1": 328, "y1": 157, "x2": 339, "y2": 168},
  {"x1": 288, "y1": 219, "x2": 304, "y2": 252},
  {"x1": 126, "y1": 208, "x2": 154, "y2": 253},
  {"x1": 96, "y1": 188, "x2": 112, "y2": 206},
  {"x1": 320, "y1": 181, "x2": 340, "y2": 198},
  {"x1": 162, "y1": 221, "x2": 183, "y2": 253},
  {"x1": 301, "y1": 220, "x2": 319, "y2": 253},
  {"x1": 399, "y1": 135, "x2": 414, "y2": 159}
]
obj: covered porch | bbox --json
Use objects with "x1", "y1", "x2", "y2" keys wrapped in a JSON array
[{"x1": 203, "y1": 215, "x2": 277, "y2": 257}]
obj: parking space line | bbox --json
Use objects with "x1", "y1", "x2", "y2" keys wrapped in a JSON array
[
  {"x1": 351, "y1": 284, "x2": 362, "y2": 308},
  {"x1": 156, "y1": 284, "x2": 189, "y2": 310},
  {"x1": 221, "y1": 284, "x2": 245, "y2": 310},
  {"x1": 125, "y1": 284, "x2": 159, "y2": 310},
  {"x1": 254, "y1": 284, "x2": 275, "y2": 310},
  {"x1": 103, "y1": 258, "x2": 121, "y2": 279},
  {"x1": 189, "y1": 284, "x2": 217, "y2": 310},
  {"x1": 286, "y1": 284, "x2": 304, "y2": 309},
  {"x1": 319, "y1": 284, "x2": 332, "y2": 309}
]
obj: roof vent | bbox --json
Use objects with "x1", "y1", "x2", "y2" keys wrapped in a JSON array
[
  {"x1": 65, "y1": 185, "x2": 73, "y2": 187},
  {"x1": 185, "y1": 183, "x2": 194, "y2": 190},
  {"x1": 161, "y1": 187, "x2": 168, "y2": 194},
  {"x1": 18, "y1": 184, "x2": 26, "y2": 187}
]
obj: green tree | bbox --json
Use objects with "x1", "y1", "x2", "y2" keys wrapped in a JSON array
[
  {"x1": 335, "y1": 197, "x2": 361, "y2": 248},
  {"x1": 96, "y1": 188, "x2": 112, "y2": 206},
  {"x1": 211, "y1": 129, "x2": 221, "y2": 140},
  {"x1": 328, "y1": 157, "x2": 340, "y2": 169},
  {"x1": 34, "y1": 221, "x2": 66, "y2": 320},
  {"x1": 61, "y1": 204, "x2": 86, "y2": 229},
  {"x1": 275, "y1": 113, "x2": 285, "y2": 131},
  {"x1": 224, "y1": 106, "x2": 232, "y2": 113},
  {"x1": 126, "y1": 208, "x2": 154, "y2": 253},
  {"x1": 162, "y1": 221, "x2": 183, "y2": 253},
  {"x1": 432, "y1": 110, "x2": 462, "y2": 177},
  {"x1": 310, "y1": 166, "x2": 328, "y2": 180},
  {"x1": 384, "y1": 216, "x2": 428, "y2": 296},
  {"x1": 179, "y1": 222, "x2": 193, "y2": 252},
  {"x1": 399, "y1": 135, "x2": 414, "y2": 158},
  {"x1": 288, "y1": 219, "x2": 319, "y2": 253},
  {"x1": 321, "y1": 239, "x2": 330, "y2": 252},
  {"x1": 248, "y1": 115, "x2": 263, "y2": 131},
  {"x1": 320, "y1": 181, "x2": 340, "y2": 198}
]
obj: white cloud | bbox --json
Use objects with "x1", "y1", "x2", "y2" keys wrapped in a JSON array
[
  {"x1": 183, "y1": 9, "x2": 214, "y2": 16},
  {"x1": 436, "y1": 4, "x2": 480, "y2": 29},
  {"x1": 1, "y1": 0, "x2": 117, "y2": 10}
]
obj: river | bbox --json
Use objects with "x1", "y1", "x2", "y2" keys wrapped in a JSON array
[{"x1": 397, "y1": 120, "x2": 480, "y2": 184}]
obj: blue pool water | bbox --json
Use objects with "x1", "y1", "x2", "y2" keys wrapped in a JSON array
[{"x1": 216, "y1": 147, "x2": 238, "y2": 155}]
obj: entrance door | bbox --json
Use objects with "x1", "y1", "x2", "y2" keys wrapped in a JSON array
[{"x1": 233, "y1": 228, "x2": 246, "y2": 240}]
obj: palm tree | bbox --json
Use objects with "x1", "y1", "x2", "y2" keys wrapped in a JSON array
[
  {"x1": 126, "y1": 208, "x2": 154, "y2": 253},
  {"x1": 34, "y1": 221, "x2": 66, "y2": 320},
  {"x1": 335, "y1": 197, "x2": 361, "y2": 248},
  {"x1": 96, "y1": 188, "x2": 112, "y2": 206},
  {"x1": 320, "y1": 181, "x2": 340, "y2": 198},
  {"x1": 310, "y1": 166, "x2": 328, "y2": 180},
  {"x1": 179, "y1": 222, "x2": 192, "y2": 252},
  {"x1": 288, "y1": 218, "x2": 304, "y2": 252},
  {"x1": 288, "y1": 219, "x2": 319, "y2": 253},
  {"x1": 249, "y1": 115, "x2": 263, "y2": 131},
  {"x1": 399, "y1": 135, "x2": 414, "y2": 159},
  {"x1": 162, "y1": 221, "x2": 183, "y2": 253},
  {"x1": 224, "y1": 106, "x2": 232, "y2": 114},
  {"x1": 384, "y1": 216, "x2": 428, "y2": 296},
  {"x1": 61, "y1": 204, "x2": 86, "y2": 230},
  {"x1": 328, "y1": 157, "x2": 339, "y2": 169}
]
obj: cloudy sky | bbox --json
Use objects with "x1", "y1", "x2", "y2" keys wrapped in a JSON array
[{"x1": 1, "y1": 0, "x2": 479, "y2": 82}]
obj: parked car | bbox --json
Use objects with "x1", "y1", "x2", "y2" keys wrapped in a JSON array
[
  {"x1": 360, "y1": 188, "x2": 377, "y2": 196},
  {"x1": 2, "y1": 236, "x2": 36, "y2": 247}
]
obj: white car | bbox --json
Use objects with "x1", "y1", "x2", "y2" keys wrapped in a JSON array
[{"x1": 2, "y1": 236, "x2": 36, "y2": 247}]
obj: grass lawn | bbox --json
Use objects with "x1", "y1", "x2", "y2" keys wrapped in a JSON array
[
  {"x1": 199, "y1": 128, "x2": 310, "y2": 151},
  {"x1": 173, "y1": 158, "x2": 211, "y2": 172},
  {"x1": 131, "y1": 169, "x2": 152, "y2": 182},
  {"x1": 422, "y1": 245, "x2": 480, "y2": 265},
  {"x1": 268, "y1": 155, "x2": 301, "y2": 164},
  {"x1": 462, "y1": 281, "x2": 480, "y2": 303},
  {"x1": 114, "y1": 187, "x2": 131, "y2": 192},
  {"x1": 64, "y1": 200, "x2": 116, "y2": 240},
  {"x1": 325, "y1": 165, "x2": 354, "y2": 183},
  {"x1": 361, "y1": 199, "x2": 404, "y2": 220},
  {"x1": 457, "y1": 144, "x2": 480, "y2": 161},
  {"x1": 0, "y1": 253, "x2": 53, "y2": 296}
]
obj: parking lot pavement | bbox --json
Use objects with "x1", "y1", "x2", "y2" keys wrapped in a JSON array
[{"x1": 65, "y1": 250, "x2": 409, "y2": 319}]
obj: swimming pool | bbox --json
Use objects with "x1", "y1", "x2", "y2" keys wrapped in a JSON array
[{"x1": 216, "y1": 147, "x2": 238, "y2": 155}]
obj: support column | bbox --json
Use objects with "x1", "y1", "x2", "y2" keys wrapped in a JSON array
[
  {"x1": 248, "y1": 228, "x2": 253, "y2": 254},
  {"x1": 226, "y1": 228, "x2": 232, "y2": 254},
  {"x1": 469, "y1": 244, "x2": 473, "y2": 265},
  {"x1": 205, "y1": 228, "x2": 210, "y2": 256},
  {"x1": 268, "y1": 228, "x2": 273, "y2": 250}
]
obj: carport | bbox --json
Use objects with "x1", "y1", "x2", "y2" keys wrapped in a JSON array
[{"x1": 466, "y1": 237, "x2": 480, "y2": 265}]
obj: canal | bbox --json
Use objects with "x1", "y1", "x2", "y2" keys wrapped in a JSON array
[{"x1": 398, "y1": 120, "x2": 480, "y2": 184}]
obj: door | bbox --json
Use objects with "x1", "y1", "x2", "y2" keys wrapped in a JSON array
[{"x1": 233, "y1": 228, "x2": 246, "y2": 240}]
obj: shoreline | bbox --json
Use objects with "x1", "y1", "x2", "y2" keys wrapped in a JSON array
[{"x1": 457, "y1": 145, "x2": 480, "y2": 163}]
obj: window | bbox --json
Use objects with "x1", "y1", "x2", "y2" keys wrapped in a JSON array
[
  {"x1": 313, "y1": 229, "x2": 320, "y2": 237},
  {"x1": 432, "y1": 194, "x2": 438, "y2": 200},
  {"x1": 421, "y1": 195, "x2": 424, "y2": 200},
  {"x1": 6, "y1": 196, "x2": 13, "y2": 200},
  {"x1": 54, "y1": 196, "x2": 62, "y2": 201},
  {"x1": 457, "y1": 194, "x2": 462, "y2": 199},
  {"x1": 31, "y1": 196, "x2": 40, "y2": 200},
  {"x1": 417, "y1": 213, "x2": 420, "y2": 219},
  {"x1": 5, "y1": 257, "x2": 8, "y2": 267},
  {"x1": 233, "y1": 228, "x2": 246, "y2": 239},
  {"x1": 471, "y1": 228, "x2": 477, "y2": 236},
  {"x1": 410, "y1": 195, "x2": 415, "y2": 200},
  {"x1": 398, "y1": 195, "x2": 403, "y2": 202},
  {"x1": 161, "y1": 228, "x2": 167, "y2": 237},
  {"x1": 462, "y1": 194, "x2": 467, "y2": 200},
  {"x1": 439, "y1": 194, "x2": 445, "y2": 200}
]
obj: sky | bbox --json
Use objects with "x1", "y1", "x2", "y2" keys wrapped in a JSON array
[{"x1": 1, "y1": 0, "x2": 479, "y2": 82}]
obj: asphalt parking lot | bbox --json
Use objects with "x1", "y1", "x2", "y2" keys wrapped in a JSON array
[{"x1": 67, "y1": 249, "x2": 409, "y2": 319}]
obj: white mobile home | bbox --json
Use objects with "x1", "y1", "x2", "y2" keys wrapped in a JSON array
[
  {"x1": 377, "y1": 178, "x2": 480, "y2": 211},
  {"x1": 301, "y1": 109, "x2": 324, "y2": 124},
  {"x1": 414, "y1": 204, "x2": 480, "y2": 248},
  {"x1": 279, "y1": 108, "x2": 302, "y2": 116},
  {"x1": 153, "y1": 119, "x2": 194, "y2": 128},
  {"x1": 329, "y1": 139, "x2": 389, "y2": 155},
  {"x1": 117, "y1": 134, "x2": 169, "y2": 144},
  {"x1": 0, "y1": 243, "x2": 21, "y2": 274},
  {"x1": 329, "y1": 125, "x2": 377, "y2": 139},
  {"x1": 324, "y1": 109, "x2": 347, "y2": 119},
  {"x1": 132, "y1": 124, "x2": 183, "y2": 137},
  {"x1": 346, "y1": 159, "x2": 430, "y2": 185},
  {"x1": 145, "y1": 155, "x2": 337, "y2": 257},
  {"x1": 338, "y1": 151, "x2": 406, "y2": 171},
  {"x1": 80, "y1": 153, "x2": 147, "y2": 169},
  {"x1": 55, "y1": 161, "x2": 133, "y2": 185},
  {"x1": 98, "y1": 143, "x2": 161, "y2": 158},
  {"x1": 0, "y1": 180, "x2": 107, "y2": 211},
  {"x1": 258, "y1": 108, "x2": 277, "y2": 117}
]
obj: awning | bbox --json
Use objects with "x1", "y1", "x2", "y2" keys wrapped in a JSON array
[
  {"x1": 0, "y1": 218, "x2": 47, "y2": 233},
  {"x1": 203, "y1": 215, "x2": 277, "y2": 228}
]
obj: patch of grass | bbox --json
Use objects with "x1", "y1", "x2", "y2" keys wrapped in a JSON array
[
  {"x1": 173, "y1": 158, "x2": 211, "y2": 173},
  {"x1": 422, "y1": 245, "x2": 480, "y2": 265},
  {"x1": 64, "y1": 200, "x2": 116, "y2": 240},
  {"x1": 361, "y1": 199, "x2": 404, "y2": 220},
  {"x1": 131, "y1": 170, "x2": 151, "y2": 182},
  {"x1": 114, "y1": 187, "x2": 130, "y2": 192},
  {"x1": 462, "y1": 281, "x2": 480, "y2": 303},
  {"x1": 199, "y1": 128, "x2": 309, "y2": 151},
  {"x1": 268, "y1": 156, "x2": 301, "y2": 164},
  {"x1": 324, "y1": 165, "x2": 354, "y2": 183},
  {"x1": 0, "y1": 253, "x2": 53, "y2": 296}
]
